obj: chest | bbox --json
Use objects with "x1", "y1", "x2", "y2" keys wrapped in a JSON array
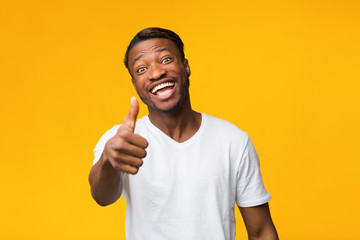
[{"x1": 124, "y1": 141, "x2": 237, "y2": 204}]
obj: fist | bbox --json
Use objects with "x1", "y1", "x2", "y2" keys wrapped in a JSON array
[{"x1": 102, "y1": 97, "x2": 148, "y2": 174}]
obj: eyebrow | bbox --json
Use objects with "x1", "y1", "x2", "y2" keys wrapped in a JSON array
[{"x1": 132, "y1": 48, "x2": 170, "y2": 65}]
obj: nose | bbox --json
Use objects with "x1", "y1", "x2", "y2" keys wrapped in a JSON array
[{"x1": 148, "y1": 63, "x2": 166, "y2": 81}]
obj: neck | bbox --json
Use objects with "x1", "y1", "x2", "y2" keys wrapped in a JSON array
[{"x1": 147, "y1": 97, "x2": 201, "y2": 143}]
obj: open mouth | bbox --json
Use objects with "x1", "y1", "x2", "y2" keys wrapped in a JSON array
[{"x1": 150, "y1": 81, "x2": 175, "y2": 97}]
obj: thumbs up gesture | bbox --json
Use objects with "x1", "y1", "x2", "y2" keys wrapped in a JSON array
[{"x1": 102, "y1": 97, "x2": 148, "y2": 174}]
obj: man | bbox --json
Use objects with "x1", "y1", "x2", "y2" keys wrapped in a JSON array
[{"x1": 89, "y1": 27, "x2": 278, "y2": 240}]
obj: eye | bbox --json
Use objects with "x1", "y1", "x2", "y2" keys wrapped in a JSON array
[
  {"x1": 136, "y1": 67, "x2": 146, "y2": 73},
  {"x1": 161, "y1": 57, "x2": 172, "y2": 64}
]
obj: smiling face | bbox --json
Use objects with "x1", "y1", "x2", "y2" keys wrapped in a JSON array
[{"x1": 128, "y1": 38, "x2": 191, "y2": 114}]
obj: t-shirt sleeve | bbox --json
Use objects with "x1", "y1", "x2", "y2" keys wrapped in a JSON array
[
  {"x1": 235, "y1": 137, "x2": 272, "y2": 207},
  {"x1": 93, "y1": 125, "x2": 120, "y2": 165}
]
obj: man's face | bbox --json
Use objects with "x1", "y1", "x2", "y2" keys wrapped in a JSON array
[{"x1": 128, "y1": 38, "x2": 191, "y2": 113}]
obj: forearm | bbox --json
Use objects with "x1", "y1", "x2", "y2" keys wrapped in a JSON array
[
  {"x1": 89, "y1": 154, "x2": 123, "y2": 206},
  {"x1": 239, "y1": 203, "x2": 279, "y2": 240},
  {"x1": 247, "y1": 224, "x2": 279, "y2": 240}
]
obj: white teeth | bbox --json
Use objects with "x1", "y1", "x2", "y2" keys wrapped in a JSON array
[{"x1": 151, "y1": 82, "x2": 174, "y2": 94}]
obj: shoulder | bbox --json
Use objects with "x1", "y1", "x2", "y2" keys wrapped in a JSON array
[{"x1": 203, "y1": 113, "x2": 249, "y2": 144}]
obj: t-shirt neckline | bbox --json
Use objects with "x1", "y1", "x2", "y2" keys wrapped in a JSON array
[{"x1": 145, "y1": 113, "x2": 207, "y2": 147}]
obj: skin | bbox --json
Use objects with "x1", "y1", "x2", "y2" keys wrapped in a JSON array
[
  {"x1": 129, "y1": 38, "x2": 201, "y2": 142},
  {"x1": 240, "y1": 203, "x2": 279, "y2": 240},
  {"x1": 88, "y1": 38, "x2": 278, "y2": 239}
]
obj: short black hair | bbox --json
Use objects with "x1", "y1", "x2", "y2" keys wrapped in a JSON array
[{"x1": 124, "y1": 27, "x2": 185, "y2": 73}]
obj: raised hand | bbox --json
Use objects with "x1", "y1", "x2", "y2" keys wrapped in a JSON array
[{"x1": 102, "y1": 97, "x2": 148, "y2": 174}]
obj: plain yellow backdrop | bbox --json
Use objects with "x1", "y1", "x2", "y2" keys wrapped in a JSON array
[{"x1": 1, "y1": 0, "x2": 359, "y2": 239}]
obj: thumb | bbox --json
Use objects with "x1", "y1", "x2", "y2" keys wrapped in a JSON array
[{"x1": 124, "y1": 97, "x2": 139, "y2": 132}]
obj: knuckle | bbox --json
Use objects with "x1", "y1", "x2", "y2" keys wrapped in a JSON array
[
  {"x1": 117, "y1": 130, "x2": 125, "y2": 137},
  {"x1": 108, "y1": 152, "x2": 126, "y2": 165},
  {"x1": 110, "y1": 159, "x2": 121, "y2": 168},
  {"x1": 109, "y1": 148, "x2": 119, "y2": 157},
  {"x1": 115, "y1": 138, "x2": 126, "y2": 150},
  {"x1": 119, "y1": 130, "x2": 130, "y2": 139},
  {"x1": 109, "y1": 159, "x2": 120, "y2": 170},
  {"x1": 107, "y1": 150, "x2": 116, "y2": 160},
  {"x1": 104, "y1": 139, "x2": 112, "y2": 150},
  {"x1": 111, "y1": 163, "x2": 121, "y2": 171}
]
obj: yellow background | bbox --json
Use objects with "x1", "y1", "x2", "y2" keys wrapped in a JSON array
[{"x1": 1, "y1": 0, "x2": 359, "y2": 239}]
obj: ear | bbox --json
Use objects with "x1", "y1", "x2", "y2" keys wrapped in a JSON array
[{"x1": 184, "y1": 59, "x2": 191, "y2": 77}]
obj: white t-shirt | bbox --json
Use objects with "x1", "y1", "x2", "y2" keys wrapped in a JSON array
[{"x1": 93, "y1": 113, "x2": 271, "y2": 240}]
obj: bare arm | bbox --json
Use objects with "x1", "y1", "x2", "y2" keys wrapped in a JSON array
[
  {"x1": 88, "y1": 97, "x2": 148, "y2": 206},
  {"x1": 88, "y1": 153, "x2": 123, "y2": 206},
  {"x1": 239, "y1": 203, "x2": 279, "y2": 240}
]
